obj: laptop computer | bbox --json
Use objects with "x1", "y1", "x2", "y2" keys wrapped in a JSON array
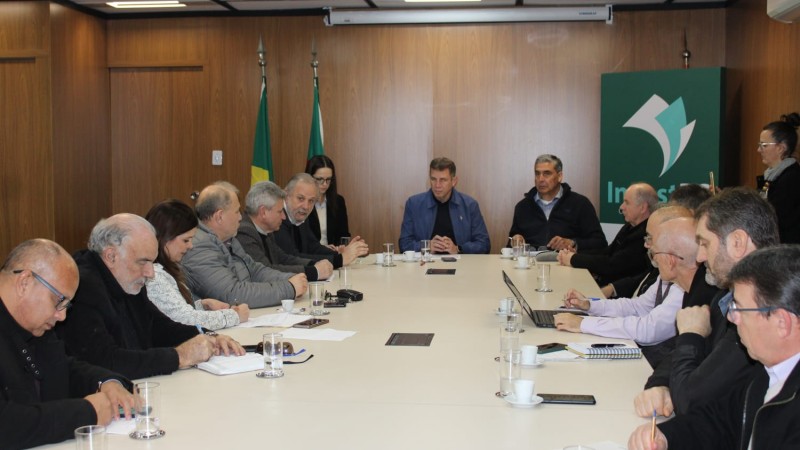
[{"x1": 501, "y1": 270, "x2": 587, "y2": 328}]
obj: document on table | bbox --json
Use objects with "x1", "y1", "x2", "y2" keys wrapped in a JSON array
[
  {"x1": 105, "y1": 418, "x2": 136, "y2": 435},
  {"x1": 280, "y1": 328, "x2": 356, "y2": 341},
  {"x1": 196, "y1": 352, "x2": 264, "y2": 375},
  {"x1": 234, "y1": 313, "x2": 310, "y2": 328},
  {"x1": 537, "y1": 349, "x2": 581, "y2": 362}
]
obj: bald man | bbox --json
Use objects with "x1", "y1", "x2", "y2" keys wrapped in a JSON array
[
  {"x1": 558, "y1": 182, "x2": 658, "y2": 285},
  {"x1": 0, "y1": 239, "x2": 134, "y2": 449},
  {"x1": 58, "y1": 214, "x2": 243, "y2": 380}
]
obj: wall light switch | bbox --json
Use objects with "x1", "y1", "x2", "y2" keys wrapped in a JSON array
[{"x1": 212, "y1": 150, "x2": 223, "y2": 166}]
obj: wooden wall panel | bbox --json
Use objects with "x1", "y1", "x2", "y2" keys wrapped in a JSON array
[
  {"x1": 105, "y1": 10, "x2": 726, "y2": 253},
  {"x1": 50, "y1": 3, "x2": 111, "y2": 253},
  {"x1": 109, "y1": 67, "x2": 209, "y2": 215},
  {"x1": 727, "y1": 0, "x2": 800, "y2": 188},
  {"x1": 0, "y1": 2, "x2": 53, "y2": 258}
]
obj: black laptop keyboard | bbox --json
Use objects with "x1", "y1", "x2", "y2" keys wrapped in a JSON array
[{"x1": 532, "y1": 310, "x2": 557, "y2": 328}]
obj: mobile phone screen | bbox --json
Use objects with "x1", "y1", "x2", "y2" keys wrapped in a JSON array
[
  {"x1": 539, "y1": 394, "x2": 596, "y2": 405},
  {"x1": 293, "y1": 318, "x2": 329, "y2": 328}
]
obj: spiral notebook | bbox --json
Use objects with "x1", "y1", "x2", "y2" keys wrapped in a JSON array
[{"x1": 566, "y1": 343, "x2": 642, "y2": 360}]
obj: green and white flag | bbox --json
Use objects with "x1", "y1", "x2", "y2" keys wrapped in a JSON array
[
  {"x1": 307, "y1": 82, "x2": 325, "y2": 159},
  {"x1": 251, "y1": 79, "x2": 273, "y2": 185}
]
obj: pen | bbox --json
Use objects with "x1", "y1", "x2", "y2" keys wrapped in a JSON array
[
  {"x1": 196, "y1": 324, "x2": 204, "y2": 335},
  {"x1": 589, "y1": 297, "x2": 601, "y2": 301},
  {"x1": 651, "y1": 408, "x2": 657, "y2": 443}
]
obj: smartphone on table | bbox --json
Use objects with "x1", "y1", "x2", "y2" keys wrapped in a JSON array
[{"x1": 293, "y1": 318, "x2": 329, "y2": 329}]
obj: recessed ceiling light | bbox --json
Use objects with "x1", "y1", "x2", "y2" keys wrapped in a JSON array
[{"x1": 107, "y1": 1, "x2": 186, "y2": 8}]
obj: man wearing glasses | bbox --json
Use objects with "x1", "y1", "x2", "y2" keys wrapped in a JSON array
[
  {"x1": 630, "y1": 245, "x2": 800, "y2": 449},
  {"x1": 274, "y1": 173, "x2": 368, "y2": 267},
  {"x1": 0, "y1": 239, "x2": 134, "y2": 448},
  {"x1": 634, "y1": 187, "x2": 779, "y2": 419}
]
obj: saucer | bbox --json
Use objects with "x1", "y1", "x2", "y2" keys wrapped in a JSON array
[
  {"x1": 504, "y1": 394, "x2": 543, "y2": 408},
  {"x1": 500, "y1": 255, "x2": 514, "y2": 259},
  {"x1": 401, "y1": 257, "x2": 420, "y2": 263},
  {"x1": 514, "y1": 265, "x2": 531, "y2": 270},
  {"x1": 520, "y1": 360, "x2": 544, "y2": 368}
]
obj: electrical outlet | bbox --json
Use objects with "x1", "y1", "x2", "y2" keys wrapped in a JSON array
[{"x1": 212, "y1": 150, "x2": 223, "y2": 166}]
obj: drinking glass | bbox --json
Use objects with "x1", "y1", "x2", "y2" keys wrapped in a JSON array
[
  {"x1": 499, "y1": 311, "x2": 521, "y2": 353},
  {"x1": 420, "y1": 239, "x2": 432, "y2": 262},
  {"x1": 536, "y1": 264, "x2": 553, "y2": 292},
  {"x1": 498, "y1": 349, "x2": 521, "y2": 397},
  {"x1": 75, "y1": 425, "x2": 106, "y2": 450},
  {"x1": 257, "y1": 332, "x2": 284, "y2": 378},
  {"x1": 382, "y1": 243, "x2": 395, "y2": 267},
  {"x1": 308, "y1": 282, "x2": 327, "y2": 316},
  {"x1": 339, "y1": 266, "x2": 351, "y2": 289},
  {"x1": 130, "y1": 382, "x2": 165, "y2": 440}
]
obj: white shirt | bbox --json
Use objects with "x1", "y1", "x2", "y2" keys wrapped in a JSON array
[
  {"x1": 315, "y1": 198, "x2": 329, "y2": 245},
  {"x1": 534, "y1": 186, "x2": 564, "y2": 220}
]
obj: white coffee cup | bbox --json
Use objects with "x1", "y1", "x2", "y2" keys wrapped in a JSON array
[
  {"x1": 403, "y1": 250, "x2": 415, "y2": 260},
  {"x1": 516, "y1": 255, "x2": 529, "y2": 268},
  {"x1": 501, "y1": 248, "x2": 513, "y2": 257},
  {"x1": 375, "y1": 253, "x2": 385, "y2": 264},
  {"x1": 520, "y1": 345, "x2": 539, "y2": 365},
  {"x1": 281, "y1": 299, "x2": 295, "y2": 312},
  {"x1": 513, "y1": 379, "x2": 535, "y2": 402}
]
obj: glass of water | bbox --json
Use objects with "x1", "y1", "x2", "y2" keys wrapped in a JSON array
[
  {"x1": 420, "y1": 239, "x2": 432, "y2": 262},
  {"x1": 257, "y1": 333, "x2": 284, "y2": 378}
]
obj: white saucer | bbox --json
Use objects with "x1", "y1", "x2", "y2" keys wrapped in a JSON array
[
  {"x1": 520, "y1": 360, "x2": 544, "y2": 368},
  {"x1": 504, "y1": 394, "x2": 543, "y2": 408},
  {"x1": 500, "y1": 255, "x2": 514, "y2": 259},
  {"x1": 401, "y1": 258, "x2": 420, "y2": 263},
  {"x1": 514, "y1": 266, "x2": 531, "y2": 270}
]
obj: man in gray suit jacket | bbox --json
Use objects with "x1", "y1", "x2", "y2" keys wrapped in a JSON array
[
  {"x1": 182, "y1": 183, "x2": 307, "y2": 308},
  {"x1": 237, "y1": 181, "x2": 333, "y2": 282}
]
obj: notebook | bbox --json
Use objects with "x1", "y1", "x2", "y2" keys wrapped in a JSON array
[
  {"x1": 501, "y1": 270, "x2": 587, "y2": 328},
  {"x1": 566, "y1": 342, "x2": 642, "y2": 359}
]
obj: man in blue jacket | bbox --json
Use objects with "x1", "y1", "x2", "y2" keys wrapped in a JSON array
[{"x1": 399, "y1": 157, "x2": 490, "y2": 254}]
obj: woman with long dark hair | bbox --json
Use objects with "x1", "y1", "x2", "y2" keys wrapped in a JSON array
[
  {"x1": 145, "y1": 199, "x2": 249, "y2": 329},
  {"x1": 757, "y1": 113, "x2": 800, "y2": 244},
  {"x1": 305, "y1": 155, "x2": 351, "y2": 246}
]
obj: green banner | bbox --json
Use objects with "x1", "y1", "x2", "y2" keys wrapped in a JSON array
[{"x1": 600, "y1": 67, "x2": 725, "y2": 223}]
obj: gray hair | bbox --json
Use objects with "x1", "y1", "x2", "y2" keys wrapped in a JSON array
[
  {"x1": 729, "y1": 245, "x2": 800, "y2": 313},
  {"x1": 88, "y1": 214, "x2": 155, "y2": 254},
  {"x1": 1, "y1": 239, "x2": 70, "y2": 273},
  {"x1": 630, "y1": 182, "x2": 659, "y2": 213},
  {"x1": 654, "y1": 217, "x2": 698, "y2": 269},
  {"x1": 535, "y1": 154, "x2": 563, "y2": 173},
  {"x1": 285, "y1": 173, "x2": 319, "y2": 196},
  {"x1": 694, "y1": 187, "x2": 779, "y2": 249},
  {"x1": 196, "y1": 185, "x2": 235, "y2": 222},
  {"x1": 245, "y1": 181, "x2": 286, "y2": 216}
]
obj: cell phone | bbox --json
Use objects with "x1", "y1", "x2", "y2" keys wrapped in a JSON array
[
  {"x1": 441, "y1": 256, "x2": 457, "y2": 262},
  {"x1": 426, "y1": 268, "x2": 456, "y2": 275},
  {"x1": 538, "y1": 343, "x2": 567, "y2": 354},
  {"x1": 539, "y1": 394, "x2": 596, "y2": 405},
  {"x1": 590, "y1": 343, "x2": 625, "y2": 348},
  {"x1": 293, "y1": 318, "x2": 329, "y2": 328}
]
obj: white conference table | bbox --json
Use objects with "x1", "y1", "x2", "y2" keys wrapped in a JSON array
[{"x1": 41, "y1": 256, "x2": 653, "y2": 450}]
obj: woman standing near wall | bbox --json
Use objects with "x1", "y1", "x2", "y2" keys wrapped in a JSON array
[
  {"x1": 305, "y1": 155, "x2": 351, "y2": 247},
  {"x1": 757, "y1": 113, "x2": 800, "y2": 244}
]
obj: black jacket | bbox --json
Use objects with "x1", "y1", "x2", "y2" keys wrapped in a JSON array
[
  {"x1": 57, "y1": 250, "x2": 200, "y2": 379},
  {"x1": 660, "y1": 358, "x2": 800, "y2": 449},
  {"x1": 508, "y1": 183, "x2": 607, "y2": 251},
  {"x1": 307, "y1": 194, "x2": 350, "y2": 246},
  {"x1": 570, "y1": 220, "x2": 649, "y2": 286},
  {"x1": 0, "y1": 297, "x2": 130, "y2": 449},
  {"x1": 758, "y1": 162, "x2": 800, "y2": 244},
  {"x1": 274, "y1": 215, "x2": 343, "y2": 268},
  {"x1": 645, "y1": 288, "x2": 757, "y2": 415}
]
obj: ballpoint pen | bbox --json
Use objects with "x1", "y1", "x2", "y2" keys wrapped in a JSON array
[{"x1": 651, "y1": 408, "x2": 657, "y2": 443}]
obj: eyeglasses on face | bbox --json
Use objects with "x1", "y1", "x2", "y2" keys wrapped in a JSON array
[
  {"x1": 644, "y1": 234, "x2": 653, "y2": 246},
  {"x1": 757, "y1": 142, "x2": 779, "y2": 150},
  {"x1": 719, "y1": 293, "x2": 776, "y2": 320},
  {"x1": 12, "y1": 269, "x2": 72, "y2": 311},
  {"x1": 650, "y1": 251, "x2": 685, "y2": 260},
  {"x1": 313, "y1": 176, "x2": 333, "y2": 185}
]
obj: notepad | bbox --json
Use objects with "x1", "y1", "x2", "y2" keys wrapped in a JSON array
[
  {"x1": 196, "y1": 353, "x2": 264, "y2": 375},
  {"x1": 566, "y1": 343, "x2": 642, "y2": 360}
]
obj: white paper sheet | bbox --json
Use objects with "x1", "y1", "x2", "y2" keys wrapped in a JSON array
[
  {"x1": 233, "y1": 313, "x2": 310, "y2": 328},
  {"x1": 279, "y1": 328, "x2": 356, "y2": 341},
  {"x1": 196, "y1": 353, "x2": 264, "y2": 375}
]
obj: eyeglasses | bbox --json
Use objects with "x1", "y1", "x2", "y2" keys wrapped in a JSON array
[
  {"x1": 719, "y1": 293, "x2": 776, "y2": 320},
  {"x1": 650, "y1": 251, "x2": 685, "y2": 260},
  {"x1": 313, "y1": 176, "x2": 333, "y2": 185},
  {"x1": 12, "y1": 269, "x2": 72, "y2": 311},
  {"x1": 644, "y1": 234, "x2": 653, "y2": 246},
  {"x1": 757, "y1": 142, "x2": 779, "y2": 150}
]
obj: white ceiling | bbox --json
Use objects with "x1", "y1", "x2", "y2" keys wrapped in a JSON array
[{"x1": 65, "y1": 0, "x2": 729, "y2": 17}]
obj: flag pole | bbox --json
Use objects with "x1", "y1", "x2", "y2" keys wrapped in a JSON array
[{"x1": 311, "y1": 36, "x2": 319, "y2": 89}]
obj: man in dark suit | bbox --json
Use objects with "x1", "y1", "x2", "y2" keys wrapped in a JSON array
[
  {"x1": 558, "y1": 182, "x2": 658, "y2": 285},
  {"x1": 237, "y1": 181, "x2": 333, "y2": 282},
  {"x1": 0, "y1": 239, "x2": 134, "y2": 449},
  {"x1": 274, "y1": 173, "x2": 368, "y2": 268}
]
